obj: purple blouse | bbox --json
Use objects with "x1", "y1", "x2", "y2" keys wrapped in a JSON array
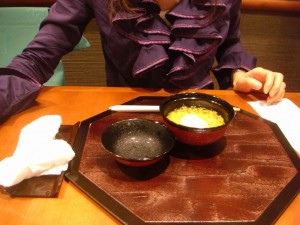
[{"x1": 0, "y1": 0, "x2": 256, "y2": 121}]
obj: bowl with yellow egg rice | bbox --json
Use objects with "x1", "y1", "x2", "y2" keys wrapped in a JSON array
[{"x1": 160, "y1": 92, "x2": 235, "y2": 146}]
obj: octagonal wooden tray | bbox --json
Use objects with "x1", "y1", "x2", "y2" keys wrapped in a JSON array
[{"x1": 65, "y1": 96, "x2": 300, "y2": 225}]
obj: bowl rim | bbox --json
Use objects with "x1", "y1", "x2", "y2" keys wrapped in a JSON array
[
  {"x1": 159, "y1": 92, "x2": 235, "y2": 132},
  {"x1": 101, "y1": 118, "x2": 175, "y2": 162}
]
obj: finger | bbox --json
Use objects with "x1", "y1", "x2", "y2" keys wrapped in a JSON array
[
  {"x1": 245, "y1": 77, "x2": 263, "y2": 92},
  {"x1": 233, "y1": 76, "x2": 262, "y2": 93},
  {"x1": 268, "y1": 72, "x2": 284, "y2": 97},
  {"x1": 249, "y1": 67, "x2": 269, "y2": 82},
  {"x1": 247, "y1": 67, "x2": 274, "y2": 94},
  {"x1": 262, "y1": 70, "x2": 275, "y2": 94},
  {"x1": 267, "y1": 82, "x2": 286, "y2": 103}
]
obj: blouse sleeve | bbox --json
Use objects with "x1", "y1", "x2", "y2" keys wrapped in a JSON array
[
  {"x1": 0, "y1": 68, "x2": 41, "y2": 123},
  {"x1": 212, "y1": 0, "x2": 256, "y2": 89}
]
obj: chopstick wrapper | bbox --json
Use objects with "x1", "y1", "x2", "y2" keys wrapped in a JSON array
[
  {"x1": 248, "y1": 98, "x2": 300, "y2": 154},
  {"x1": 0, "y1": 115, "x2": 75, "y2": 187}
]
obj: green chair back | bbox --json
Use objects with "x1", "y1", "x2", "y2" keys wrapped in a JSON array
[{"x1": 0, "y1": 7, "x2": 90, "y2": 86}]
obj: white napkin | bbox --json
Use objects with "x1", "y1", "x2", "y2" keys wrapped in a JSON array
[
  {"x1": 248, "y1": 98, "x2": 300, "y2": 154},
  {"x1": 0, "y1": 115, "x2": 75, "y2": 187}
]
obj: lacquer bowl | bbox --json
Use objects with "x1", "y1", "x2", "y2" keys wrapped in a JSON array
[
  {"x1": 101, "y1": 118, "x2": 175, "y2": 167},
  {"x1": 160, "y1": 92, "x2": 235, "y2": 146}
]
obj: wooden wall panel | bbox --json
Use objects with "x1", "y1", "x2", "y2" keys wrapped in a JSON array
[
  {"x1": 242, "y1": 0, "x2": 300, "y2": 12},
  {"x1": 0, "y1": 0, "x2": 54, "y2": 7},
  {"x1": 240, "y1": 10, "x2": 300, "y2": 92},
  {"x1": 62, "y1": 20, "x2": 106, "y2": 86}
]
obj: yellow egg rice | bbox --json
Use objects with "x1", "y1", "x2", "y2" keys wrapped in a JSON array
[{"x1": 166, "y1": 106, "x2": 225, "y2": 128}]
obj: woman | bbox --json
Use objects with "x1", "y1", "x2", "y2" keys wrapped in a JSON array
[{"x1": 0, "y1": 0, "x2": 285, "y2": 122}]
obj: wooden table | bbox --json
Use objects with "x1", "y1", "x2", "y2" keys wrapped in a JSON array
[{"x1": 0, "y1": 87, "x2": 299, "y2": 225}]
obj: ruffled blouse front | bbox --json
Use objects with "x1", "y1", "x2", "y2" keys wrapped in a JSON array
[{"x1": 111, "y1": 0, "x2": 255, "y2": 89}]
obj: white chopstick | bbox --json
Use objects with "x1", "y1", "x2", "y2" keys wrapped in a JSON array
[
  {"x1": 109, "y1": 105, "x2": 240, "y2": 112},
  {"x1": 109, "y1": 105, "x2": 160, "y2": 112}
]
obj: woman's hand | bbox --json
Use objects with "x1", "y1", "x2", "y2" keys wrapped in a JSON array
[{"x1": 232, "y1": 67, "x2": 286, "y2": 103}]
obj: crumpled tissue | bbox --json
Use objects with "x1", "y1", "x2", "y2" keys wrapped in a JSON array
[
  {"x1": 0, "y1": 115, "x2": 75, "y2": 187},
  {"x1": 248, "y1": 98, "x2": 300, "y2": 154}
]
